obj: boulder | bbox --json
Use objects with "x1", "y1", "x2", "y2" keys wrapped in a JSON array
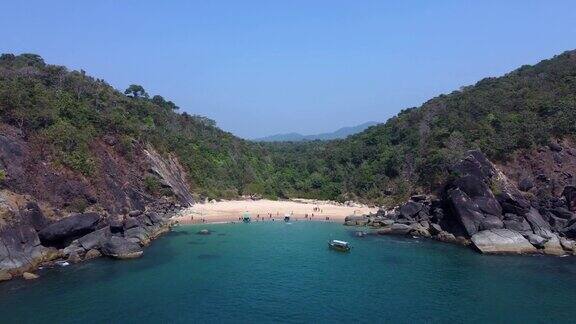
[
  {"x1": 560, "y1": 237, "x2": 575, "y2": 252},
  {"x1": 436, "y1": 231, "x2": 457, "y2": 243},
  {"x1": 525, "y1": 234, "x2": 546, "y2": 248},
  {"x1": 0, "y1": 225, "x2": 46, "y2": 272},
  {"x1": 390, "y1": 223, "x2": 412, "y2": 235},
  {"x1": 447, "y1": 188, "x2": 484, "y2": 236},
  {"x1": 77, "y1": 227, "x2": 111, "y2": 250},
  {"x1": 453, "y1": 175, "x2": 493, "y2": 199},
  {"x1": 109, "y1": 217, "x2": 124, "y2": 234},
  {"x1": 19, "y1": 202, "x2": 49, "y2": 231},
  {"x1": 479, "y1": 215, "x2": 504, "y2": 231},
  {"x1": 101, "y1": 236, "x2": 143, "y2": 259},
  {"x1": 503, "y1": 218, "x2": 532, "y2": 233},
  {"x1": 542, "y1": 235, "x2": 565, "y2": 256},
  {"x1": 0, "y1": 270, "x2": 12, "y2": 282},
  {"x1": 410, "y1": 223, "x2": 431, "y2": 237},
  {"x1": 399, "y1": 202, "x2": 423, "y2": 219},
  {"x1": 471, "y1": 229, "x2": 537, "y2": 254},
  {"x1": 62, "y1": 242, "x2": 85, "y2": 256},
  {"x1": 123, "y1": 217, "x2": 140, "y2": 230},
  {"x1": 451, "y1": 150, "x2": 496, "y2": 180},
  {"x1": 475, "y1": 197, "x2": 502, "y2": 216},
  {"x1": 344, "y1": 215, "x2": 368, "y2": 226},
  {"x1": 38, "y1": 212, "x2": 101, "y2": 246},
  {"x1": 524, "y1": 208, "x2": 552, "y2": 238},
  {"x1": 124, "y1": 226, "x2": 151, "y2": 245},
  {"x1": 22, "y1": 272, "x2": 39, "y2": 280},
  {"x1": 84, "y1": 249, "x2": 102, "y2": 260},
  {"x1": 429, "y1": 223, "x2": 443, "y2": 236},
  {"x1": 67, "y1": 251, "x2": 82, "y2": 263},
  {"x1": 518, "y1": 178, "x2": 534, "y2": 192}
]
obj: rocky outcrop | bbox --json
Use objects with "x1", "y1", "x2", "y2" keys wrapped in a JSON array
[
  {"x1": 359, "y1": 149, "x2": 576, "y2": 256},
  {"x1": 101, "y1": 236, "x2": 143, "y2": 259},
  {"x1": 144, "y1": 146, "x2": 194, "y2": 207},
  {"x1": 38, "y1": 213, "x2": 101, "y2": 246},
  {"x1": 471, "y1": 229, "x2": 536, "y2": 254},
  {"x1": 0, "y1": 225, "x2": 49, "y2": 272}
]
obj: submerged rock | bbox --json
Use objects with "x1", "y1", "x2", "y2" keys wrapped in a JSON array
[{"x1": 471, "y1": 229, "x2": 536, "y2": 254}]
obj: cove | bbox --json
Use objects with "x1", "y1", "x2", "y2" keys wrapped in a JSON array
[{"x1": 1, "y1": 222, "x2": 576, "y2": 323}]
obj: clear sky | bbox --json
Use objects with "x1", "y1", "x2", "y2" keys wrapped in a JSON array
[{"x1": 1, "y1": 1, "x2": 575, "y2": 139}]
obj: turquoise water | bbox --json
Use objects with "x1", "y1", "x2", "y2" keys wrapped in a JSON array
[{"x1": 1, "y1": 221, "x2": 576, "y2": 323}]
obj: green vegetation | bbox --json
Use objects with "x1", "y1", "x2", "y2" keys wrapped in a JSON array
[
  {"x1": 1, "y1": 51, "x2": 576, "y2": 205},
  {"x1": 0, "y1": 53, "x2": 270, "y2": 197}
]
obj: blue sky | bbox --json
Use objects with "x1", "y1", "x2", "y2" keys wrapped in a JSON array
[{"x1": 1, "y1": 1, "x2": 575, "y2": 139}]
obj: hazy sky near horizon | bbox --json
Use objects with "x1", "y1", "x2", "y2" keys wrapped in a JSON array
[{"x1": 1, "y1": 1, "x2": 575, "y2": 139}]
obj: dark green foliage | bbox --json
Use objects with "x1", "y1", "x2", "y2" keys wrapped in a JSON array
[
  {"x1": 2, "y1": 51, "x2": 576, "y2": 205},
  {"x1": 263, "y1": 50, "x2": 576, "y2": 203},
  {"x1": 0, "y1": 54, "x2": 271, "y2": 197},
  {"x1": 124, "y1": 84, "x2": 148, "y2": 98},
  {"x1": 144, "y1": 176, "x2": 161, "y2": 194}
]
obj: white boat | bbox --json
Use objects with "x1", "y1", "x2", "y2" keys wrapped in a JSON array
[{"x1": 328, "y1": 240, "x2": 351, "y2": 252}]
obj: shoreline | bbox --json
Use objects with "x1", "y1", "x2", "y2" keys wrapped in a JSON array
[{"x1": 172, "y1": 198, "x2": 378, "y2": 225}]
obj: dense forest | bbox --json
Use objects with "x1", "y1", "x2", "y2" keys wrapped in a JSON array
[{"x1": 1, "y1": 51, "x2": 576, "y2": 205}]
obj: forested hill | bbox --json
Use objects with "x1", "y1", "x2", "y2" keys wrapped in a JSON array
[
  {"x1": 1, "y1": 50, "x2": 576, "y2": 207},
  {"x1": 264, "y1": 50, "x2": 576, "y2": 204},
  {"x1": 0, "y1": 53, "x2": 271, "y2": 201}
]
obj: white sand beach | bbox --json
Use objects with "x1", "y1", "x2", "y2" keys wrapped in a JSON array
[{"x1": 173, "y1": 199, "x2": 378, "y2": 224}]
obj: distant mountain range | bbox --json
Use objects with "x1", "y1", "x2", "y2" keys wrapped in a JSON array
[{"x1": 254, "y1": 121, "x2": 379, "y2": 142}]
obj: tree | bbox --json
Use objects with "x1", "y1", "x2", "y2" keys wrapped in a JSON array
[{"x1": 124, "y1": 84, "x2": 148, "y2": 98}]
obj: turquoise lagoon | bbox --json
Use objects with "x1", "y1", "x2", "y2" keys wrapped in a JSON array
[{"x1": 1, "y1": 221, "x2": 575, "y2": 323}]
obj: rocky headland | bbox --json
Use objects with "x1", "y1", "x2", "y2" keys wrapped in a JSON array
[
  {"x1": 0, "y1": 124, "x2": 194, "y2": 281},
  {"x1": 346, "y1": 146, "x2": 576, "y2": 256}
]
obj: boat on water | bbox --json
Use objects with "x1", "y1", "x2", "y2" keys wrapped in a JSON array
[{"x1": 328, "y1": 240, "x2": 351, "y2": 252}]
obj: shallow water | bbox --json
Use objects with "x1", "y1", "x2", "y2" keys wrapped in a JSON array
[{"x1": 1, "y1": 222, "x2": 575, "y2": 323}]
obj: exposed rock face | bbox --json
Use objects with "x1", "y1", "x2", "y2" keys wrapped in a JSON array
[
  {"x1": 365, "y1": 149, "x2": 576, "y2": 256},
  {"x1": 471, "y1": 229, "x2": 537, "y2": 254},
  {"x1": 38, "y1": 213, "x2": 101, "y2": 246},
  {"x1": 144, "y1": 146, "x2": 194, "y2": 207},
  {"x1": 101, "y1": 236, "x2": 143, "y2": 259},
  {"x1": 0, "y1": 225, "x2": 47, "y2": 272}
]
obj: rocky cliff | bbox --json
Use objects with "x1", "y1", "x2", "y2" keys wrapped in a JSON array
[
  {"x1": 0, "y1": 123, "x2": 194, "y2": 280},
  {"x1": 351, "y1": 145, "x2": 576, "y2": 255}
]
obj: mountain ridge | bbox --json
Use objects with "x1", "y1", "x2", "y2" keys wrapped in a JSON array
[{"x1": 253, "y1": 121, "x2": 379, "y2": 142}]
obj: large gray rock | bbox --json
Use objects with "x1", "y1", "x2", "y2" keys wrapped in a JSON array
[
  {"x1": 399, "y1": 201, "x2": 423, "y2": 219},
  {"x1": 524, "y1": 208, "x2": 553, "y2": 238},
  {"x1": 471, "y1": 229, "x2": 537, "y2": 254},
  {"x1": 124, "y1": 226, "x2": 150, "y2": 245},
  {"x1": 38, "y1": 212, "x2": 101, "y2": 246},
  {"x1": 479, "y1": 215, "x2": 504, "y2": 231},
  {"x1": 77, "y1": 226, "x2": 111, "y2": 250},
  {"x1": 0, "y1": 225, "x2": 47, "y2": 272},
  {"x1": 101, "y1": 236, "x2": 143, "y2": 259},
  {"x1": 447, "y1": 188, "x2": 484, "y2": 236}
]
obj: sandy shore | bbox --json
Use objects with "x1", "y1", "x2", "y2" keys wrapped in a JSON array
[{"x1": 173, "y1": 199, "x2": 378, "y2": 224}]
